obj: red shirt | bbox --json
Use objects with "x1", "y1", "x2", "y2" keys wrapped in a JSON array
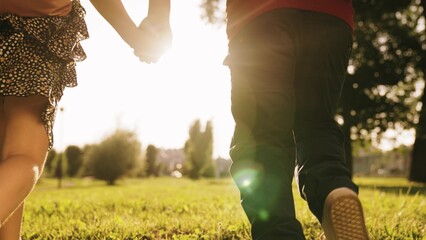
[
  {"x1": 226, "y1": 0, "x2": 354, "y2": 39},
  {"x1": 0, "y1": 0, "x2": 72, "y2": 16}
]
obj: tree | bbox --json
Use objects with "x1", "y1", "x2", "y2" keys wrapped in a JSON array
[
  {"x1": 340, "y1": 0, "x2": 422, "y2": 173},
  {"x1": 184, "y1": 119, "x2": 215, "y2": 179},
  {"x1": 52, "y1": 152, "x2": 67, "y2": 188},
  {"x1": 346, "y1": 0, "x2": 425, "y2": 179},
  {"x1": 410, "y1": 94, "x2": 426, "y2": 183},
  {"x1": 200, "y1": 0, "x2": 225, "y2": 25},
  {"x1": 409, "y1": 0, "x2": 426, "y2": 183},
  {"x1": 84, "y1": 129, "x2": 142, "y2": 185},
  {"x1": 145, "y1": 144, "x2": 158, "y2": 177},
  {"x1": 43, "y1": 149, "x2": 57, "y2": 177},
  {"x1": 80, "y1": 144, "x2": 95, "y2": 177},
  {"x1": 65, "y1": 145, "x2": 83, "y2": 177}
]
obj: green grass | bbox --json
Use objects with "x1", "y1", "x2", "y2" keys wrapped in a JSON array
[{"x1": 21, "y1": 177, "x2": 426, "y2": 239}]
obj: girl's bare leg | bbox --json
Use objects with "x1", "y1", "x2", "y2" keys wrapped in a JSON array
[
  {"x1": 0, "y1": 205, "x2": 23, "y2": 240},
  {"x1": 0, "y1": 97, "x2": 22, "y2": 240},
  {"x1": 0, "y1": 95, "x2": 49, "y2": 239},
  {"x1": 0, "y1": 96, "x2": 21, "y2": 240}
]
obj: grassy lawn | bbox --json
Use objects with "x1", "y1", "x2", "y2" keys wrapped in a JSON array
[{"x1": 21, "y1": 177, "x2": 426, "y2": 239}]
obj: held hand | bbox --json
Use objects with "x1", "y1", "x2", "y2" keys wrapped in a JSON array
[{"x1": 133, "y1": 17, "x2": 172, "y2": 63}]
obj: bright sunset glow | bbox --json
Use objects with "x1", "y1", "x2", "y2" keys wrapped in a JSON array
[{"x1": 54, "y1": 0, "x2": 233, "y2": 158}]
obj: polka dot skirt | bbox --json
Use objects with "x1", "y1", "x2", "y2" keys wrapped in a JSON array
[{"x1": 0, "y1": 0, "x2": 89, "y2": 150}]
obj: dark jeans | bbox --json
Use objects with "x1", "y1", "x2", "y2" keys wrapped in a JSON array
[{"x1": 225, "y1": 9, "x2": 357, "y2": 240}]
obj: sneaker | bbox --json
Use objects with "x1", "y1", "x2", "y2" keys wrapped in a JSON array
[
  {"x1": 319, "y1": 232, "x2": 327, "y2": 240},
  {"x1": 321, "y1": 187, "x2": 369, "y2": 240}
]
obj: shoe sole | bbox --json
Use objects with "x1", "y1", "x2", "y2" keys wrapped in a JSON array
[{"x1": 322, "y1": 188, "x2": 369, "y2": 240}]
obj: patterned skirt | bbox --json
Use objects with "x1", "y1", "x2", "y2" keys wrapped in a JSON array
[{"x1": 0, "y1": 1, "x2": 89, "y2": 150}]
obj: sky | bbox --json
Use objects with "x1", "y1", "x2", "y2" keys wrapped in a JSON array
[{"x1": 53, "y1": 0, "x2": 233, "y2": 158}]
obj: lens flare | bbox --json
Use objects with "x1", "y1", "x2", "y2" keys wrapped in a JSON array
[
  {"x1": 242, "y1": 178, "x2": 252, "y2": 187},
  {"x1": 232, "y1": 167, "x2": 262, "y2": 193},
  {"x1": 259, "y1": 209, "x2": 270, "y2": 221}
]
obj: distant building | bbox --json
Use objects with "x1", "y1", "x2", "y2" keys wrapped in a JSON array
[
  {"x1": 353, "y1": 147, "x2": 412, "y2": 177},
  {"x1": 156, "y1": 148, "x2": 232, "y2": 178},
  {"x1": 157, "y1": 148, "x2": 185, "y2": 176}
]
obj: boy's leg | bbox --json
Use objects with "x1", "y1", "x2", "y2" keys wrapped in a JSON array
[
  {"x1": 227, "y1": 9, "x2": 306, "y2": 240},
  {"x1": 293, "y1": 11, "x2": 368, "y2": 239}
]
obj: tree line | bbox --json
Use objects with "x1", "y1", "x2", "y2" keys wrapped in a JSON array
[{"x1": 43, "y1": 119, "x2": 220, "y2": 186}]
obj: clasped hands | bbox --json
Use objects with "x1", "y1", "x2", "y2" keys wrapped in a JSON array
[{"x1": 128, "y1": 17, "x2": 172, "y2": 64}]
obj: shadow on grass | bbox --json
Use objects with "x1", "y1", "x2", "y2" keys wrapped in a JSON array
[{"x1": 358, "y1": 184, "x2": 426, "y2": 195}]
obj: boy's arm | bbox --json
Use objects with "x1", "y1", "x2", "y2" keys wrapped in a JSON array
[
  {"x1": 135, "y1": 0, "x2": 172, "y2": 63},
  {"x1": 89, "y1": 0, "x2": 138, "y2": 48},
  {"x1": 147, "y1": 0, "x2": 171, "y2": 27}
]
